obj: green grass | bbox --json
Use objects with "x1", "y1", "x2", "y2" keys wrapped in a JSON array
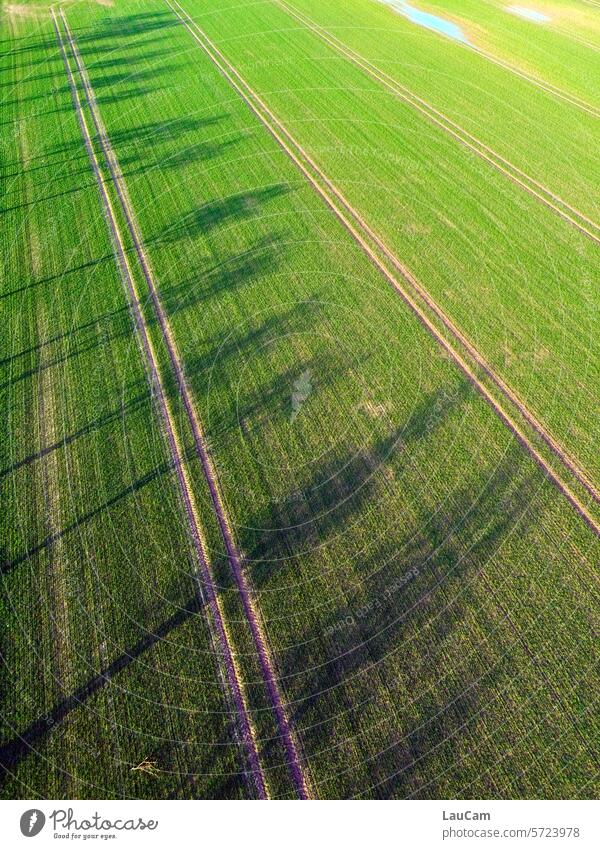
[
  {"x1": 172, "y1": 0, "x2": 600, "y2": 489},
  {"x1": 1, "y1": 0, "x2": 598, "y2": 800},
  {"x1": 265, "y1": 0, "x2": 600, "y2": 211},
  {"x1": 418, "y1": 0, "x2": 600, "y2": 105},
  {"x1": 1, "y1": 7, "x2": 250, "y2": 799}
]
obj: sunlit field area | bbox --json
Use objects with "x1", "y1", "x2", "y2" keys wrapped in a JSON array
[{"x1": 1, "y1": 0, "x2": 599, "y2": 800}]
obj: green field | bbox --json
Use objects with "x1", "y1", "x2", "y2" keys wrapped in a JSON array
[{"x1": 1, "y1": 0, "x2": 598, "y2": 800}]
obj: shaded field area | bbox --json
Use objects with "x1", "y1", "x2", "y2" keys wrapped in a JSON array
[
  {"x1": 177, "y1": 0, "x2": 600, "y2": 493},
  {"x1": 1, "y1": 6, "x2": 252, "y2": 800},
  {"x1": 1, "y1": 0, "x2": 599, "y2": 799}
]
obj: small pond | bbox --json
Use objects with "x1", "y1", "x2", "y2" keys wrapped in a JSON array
[
  {"x1": 381, "y1": 0, "x2": 469, "y2": 43},
  {"x1": 506, "y1": 6, "x2": 551, "y2": 22}
]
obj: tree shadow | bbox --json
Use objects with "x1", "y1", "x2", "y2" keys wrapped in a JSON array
[
  {"x1": 85, "y1": 50, "x2": 176, "y2": 73},
  {"x1": 159, "y1": 185, "x2": 291, "y2": 243},
  {"x1": 287, "y1": 443, "x2": 540, "y2": 797},
  {"x1": 245, "y1": 376, "x2": 472, "y2": 571},
  {"x1": 3, "y1": 116, "x2": 226, "y2": 184},
  {"x1": 0, "y1": 301, "x2": 130, "y2": 369},
  {"x1": 108, "y1": 114, "x2": 227, "y2": 151},
  {"x1": 158, "y1": 234, "x2": 285, "y2": 325},
  {"x1": 0, "y1": 315, "x2": 131, "y2": 395},
  {"x1": 74, "y1": 11, "x2": 180, "y2": 45},
  {"x1": 0, "y1": 388, "x2": 149, "y2": 481},
  {"x1": 0, "y1": 256, "x2": 117, "y2": 302},
  {"x1": 246, "y1": 417, "x2": 403, "y2": 584},
  {"x1": 2, "y1": 235, "x2": 282, "y2": 391},
  {"x1": 2, "y1": 456, "x2": 172, "y2": 577},
  {"x1": 164, "y1": 723, "x2": 253, "y2": 800},
  {"x1": 0, "y1": 595, "x2": 204, "y2": 774},
  {"x1": 3, "y1": 24, "x2": 189, "y2": 212},
  {"x1": 129, "y1": 132, "x2": 244, "y2": 176},
  {"x1": 0, "y1": 34, "x2": 56, "y2": 55},
  {"x1": 241, "y1": 376, "x2": 543, "y2": 796}
]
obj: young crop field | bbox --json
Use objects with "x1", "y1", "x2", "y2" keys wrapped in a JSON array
[{"x1": 1, "y1": 0, "x2": 598, "y2": 801}]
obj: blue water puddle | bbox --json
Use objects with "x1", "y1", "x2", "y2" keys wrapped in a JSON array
[
  {"x1": 506, "y1": 5, "x2": 551, "y2": 22},
  {"x1": 381, "y1": 0, "x2": 469, "y2": 43}
]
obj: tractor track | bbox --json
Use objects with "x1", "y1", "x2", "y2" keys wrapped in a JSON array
[
  {"x1": 56, "y1": 6, "x2": 310, "y2": 800},
  {"x1": 52, "y1": 6, "x2": 268, "y2": 801},
  {"x1": 167, "y1": 0, "x2": 600, "y2": 540},
  {"x1": 274, "y1": 0, "x2": 600, "y2": 245}
]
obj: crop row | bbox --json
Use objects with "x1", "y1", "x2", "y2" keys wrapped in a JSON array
[
  {"x1": 1, "y1": 8, "x2": 250, "y2": 799},
  {"x1": 170, "y1": 0, "x2": 600, "y2": 490},
  {"x1": 60, "y1": 0, "x2": 600, "y2": 798}
]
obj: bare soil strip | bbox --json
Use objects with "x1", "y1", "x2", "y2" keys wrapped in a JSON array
[
  {"x1": 57, "y1": 7, "x2": 310, "y2": 800},
  {"x1": 52, "y1": 8, "x2": 268, "y2": 800},
  {"x1": 168, "y1": 0, "x2": 600, "y2": 539},
  {"x1": 275, "y1": 0, "x2": 600, "y2": 245}
]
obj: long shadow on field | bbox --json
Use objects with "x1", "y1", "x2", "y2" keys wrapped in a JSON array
[
  {"x1": 180, "y1": 298, "x2": 330, "y2": 459},
  {"x1": 108, "y1": 115, "x2": 228, "y2": 150},
  {"x1": 159, "y1": 186, "x2": 291, "y2": 243},
  {"x1": 0, "y1": 81, "x2": 156, "y2": 112},
  {"x1": 0, "y1": 36, "x2": 56, "y2": 56},
  {"x1": 66, "y1": 113, "x2": 242, "y2": 186},
  {"x1": 245, "y1": 380, "x2": 471, "y2": 577},
  {"x1": 1, "y1": 152, "x2": 96, "y2": 184},
  {"x1": 158, "y1": 235, "x2": 285, "y2": 324},
  {"x1": 0, "y1": 254, "x2": 119, "y2": 302},
  {"x1": 0, "y1": 389, "x2": 149, "y2": 481},
  {"x1": 289, "y1": 448, "x2": 539, "y2": 797},
  {"x1": 0, "y1": 312, "x2": 133, "y2": 395},
  {"x1": 1, "y1": 456, "x2": 172, "y2": 577},
  {"x1": 0, "y1": 69, "x2": 66, "y2": 91},
  {"x1": 74, "y1": 11, "x2": 179, "y2": 44},
  {"x1": 4, "y1": 12, "x2": 185, "y2": 148},
  {"x1": 243, "y1": 378, "x2": 542, "y2": 796},
  {"x1": 0, "y1": 180, "x2": 103, "y2": 214},
  {"x1": 180, "y1": 724, "x2": 252, "y2": 801},
  {"x1": 68, "y1": 10, "x2": 181, "y2": 106},
  {"x1": 5, "y1": 9, "x2": 174, "y2": 59},
  {"x1": 0, "y1": 300, "x2": 130, "y2": 368},
  {"x1": 234, "y1": 344, "x2": 365, "y2": 441},
  {"x1": 4, "y1": 113, "x2": 219, "y2": 183},
  {"x1": 0, "y1": 107, "x2": 64, "y2": 131},
  {"x1": 13, "y1": 115, "x2": 240, "y2": 189},
  {"x1": 1, "y1": 308, "x2": 146, "y2": 480},
  {"x1": 125, "y1": 130, "x2": 243, "y2": 177},
  {"x1": 1, "y1": 47, "x2": 166, "y2": 113},
  {"x1": 1, "y1": 232, "x2": 280, "y2": 376},
  {"x1": 3, "y1": 225, "x2": 287, "y2": 492},
  {"x1": 85, "y1": 50, "x2": 176, "y2": 73},
  {"x1": 2, "y1": 239, "x2": 289, "y2": 572},
  {"x1": 0, "y1": 596, "x2": 205, "y2": 773},
  {"x1": 3, "y1": 57, "x2": 182, "y2": 214},
  {"x1": 245, "y1": 433, "x2": 401, "y2": 597}
]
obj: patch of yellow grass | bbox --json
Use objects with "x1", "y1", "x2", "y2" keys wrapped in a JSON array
[{"x1": 5, "y1": 4, "x2": 46, "y2": 18}]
